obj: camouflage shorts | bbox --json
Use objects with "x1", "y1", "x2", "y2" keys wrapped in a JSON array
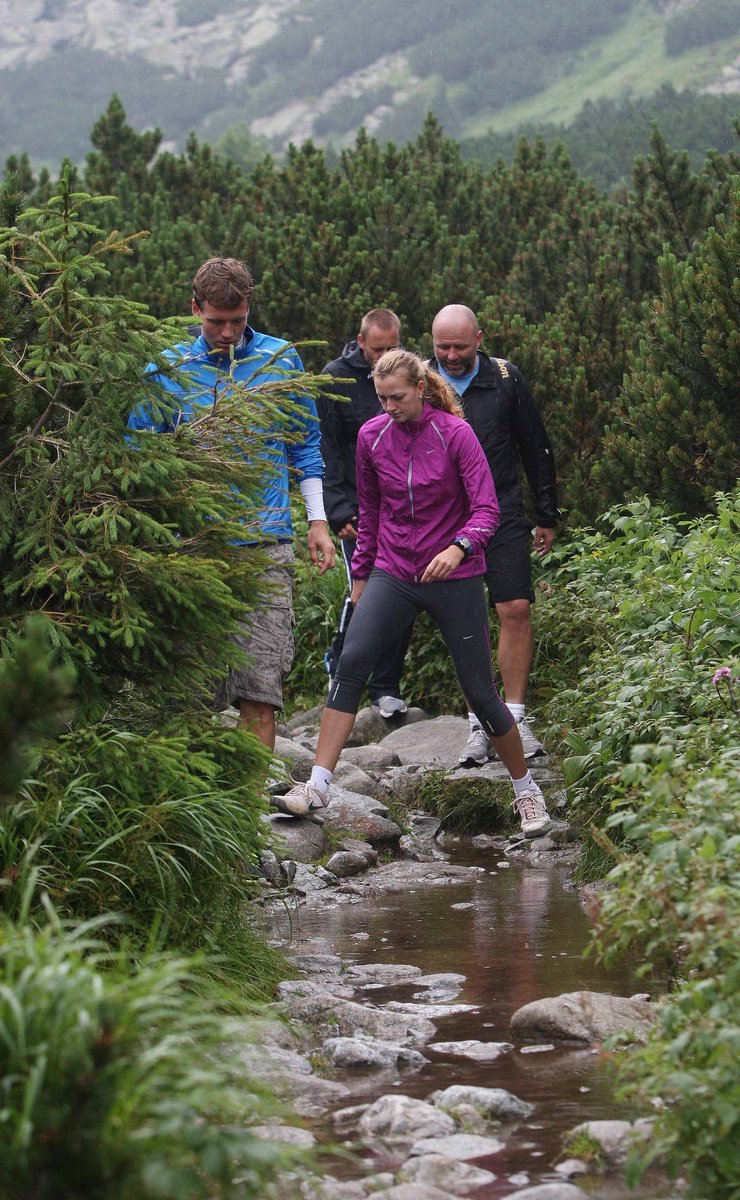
[{"x1": 214, "y1": 543, "x2": 295, "y2": 711}]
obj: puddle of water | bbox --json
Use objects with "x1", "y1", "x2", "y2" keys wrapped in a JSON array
[{"x1": 279, "y1": 841, "x2": 670, "y2": 1198}]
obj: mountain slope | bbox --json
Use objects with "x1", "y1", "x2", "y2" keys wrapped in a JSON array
[{"x1": 0, "y1": 0, "x2": 738, "y2": 164}]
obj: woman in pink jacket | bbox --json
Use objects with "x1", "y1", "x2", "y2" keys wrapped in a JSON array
[{"x1": 277, "y1": 350, "x2": 551, "y2": 835}]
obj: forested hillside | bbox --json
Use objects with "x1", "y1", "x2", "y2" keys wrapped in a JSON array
[{"x1": 1, "y1": 0, "x2": 739, "y2": 165}]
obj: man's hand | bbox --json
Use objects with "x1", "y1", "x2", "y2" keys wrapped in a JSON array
[
  {"x1": 533, "y1": 526, "x2": 555, "y2": 558},
  {"x1": 307, "y1": 520, "x2": 336, "y2": 574},
  {"x1": 421, "y1": 545, "x2": 465, "y2": 584},
  {"x1": 350, "y1": 578, "x2": 367, "y2": 605},
  {"x1": 337, "y1": 521, "x2": 357, "y2": 540}
]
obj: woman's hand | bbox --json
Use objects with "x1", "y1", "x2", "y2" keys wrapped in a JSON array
[
  {"x1": 350, "y1": 579, "x2": 367, "y2": 605},
  {"x1": 421, "y1": 545, "x2": 465, "y2": 584}
]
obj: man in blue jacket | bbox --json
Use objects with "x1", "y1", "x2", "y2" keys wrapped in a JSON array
[{"x1": 128, "y1": 257, "x2": 335, "y2": 751}]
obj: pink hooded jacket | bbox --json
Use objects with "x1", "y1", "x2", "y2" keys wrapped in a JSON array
[{"x1": 351, "y1": 402, "x2": 500, "y2": 584}]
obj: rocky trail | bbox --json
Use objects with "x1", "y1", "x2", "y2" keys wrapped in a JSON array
[{"x1": 235, "y1": 706, "x2": 674, "y2": 1200}]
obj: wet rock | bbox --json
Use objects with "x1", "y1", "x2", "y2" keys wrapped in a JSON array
[
  {"x1": 354, "y1": 860, "x2": 480, "y2": 896},
  {"x1": 565, "y1": 1118, "x2": 653, "y2": 1168},
  {"x1": 278, "y1": 982, "x2": 436, "y2": 1045},
  {"x1": 326, "y1": 850, "x2": 370, "y2": 878},
  {"x1": 259, "y1": 849, "x2": 292, "y2": 887},
  {"x1": 383, "y1": 1000, "x2": 477, "y2": 1019},
  {"x1": 377, "y1": 715, "x2": 469, "y2": 767},
  {"x1": 250, "y1": 1123, "x2": 317, "y2": 1147},
  {"x1": 237, "y1": 1042, "x2": 314, "y2": 1081},
  {"x1": 399, "y1": 833, "x2": 445, "y2": 862},
  {"x1": 300, "y1": 1179, "x2": 370, "y2": 1200},
  {"x1": 450, "y1": 900, "x2": 475, "y2": 909},
  {"x1": 429, "y1": 1039, "x2": 513, "y2": 1061},
  {"x1": 264, "y1": 813, "x2": 328, "y2": 863},
  {"x1": 413, "y1": 972, "x2": 465, "y2": 1001},
  {"x1": 346, "y1": 706, "x2": 395, "y2": 746},
  {"x1": 408, "y1": 811, "x2": 443, "y2": 842},
  {"x1": 399, "y1": 1152, "x2": 497, "y2": 1193},
  {"x1": 471, "y1": 833, "x2": 509, "y2": 850},
  {"x1": 291, "y1": 1077, "x2": 352, "y2": 1117},
  {"x1": 337, "y1": 837, "x2": 379, "y2": 865},
  {"x1": 372, "y1": 1186, "x2": 459, "y2": 1200},
  {"x1": 287, "y1": 953, "x2": 344, "y2": 979},
  {"x1": 510, "y1": 990, "x2": 656, "y2": 1045},
  {"x1": 331, "y1": 1102, "x2": 370, "y2": 1132},
  {"x1": 409, "y1": 1132, "x2": 506, "y2": 1160},
  {"x1": 274, "y1": 734, "x2": 315, "y2": 780},
  {"x1": 499, "y1": 1186, "x2": 589, "y2": 1199},
  {"x1": 279, "y1": 977, "x2": 355, "y2": 1003},
  {"x1": 358, "y1": 1094, "x2": 456, "y2": 1141},
  {"x1": 554, "y1": 1159, "x2": 589, "y2": 1179},
  {"x1": 432, "y1": 1084, "x2": 533, "y2": 1121},
  {"x1": 322, "y1": 1035, "x2": 427, "y2": 1070},
  {"x1": 292, "y1": 863, "x2": 339, "y2": 893},
  {"x1": 345, "y1": 963, "x2": 423, "y2": 987},
  {"x1": 286, "y1": 704, "x2": 324, "y2": 732},
  {"x1": 333, "y1": 761, "x2": 382, "y2": 797},
  {"x1": 323, "y1": 786, "x2": 402, "y2": 847},
  {"x1": 340, "y1": 744, "x2": 403, "y2": 773}
]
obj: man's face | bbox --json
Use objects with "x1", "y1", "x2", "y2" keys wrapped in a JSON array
[
  {"x1": 358, "y1": 323, "x2": 401, "y2": 369},
  {"x1": 432, "y1": 316, "x2": 482, "y2": 376},
  {"x1": 193, "y1": 298, "x2": 250, "y2": 352}
]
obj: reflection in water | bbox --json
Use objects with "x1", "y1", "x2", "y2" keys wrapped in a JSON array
[{"x1": 277, "y1": 843, "x2": 668, "y2": 1199}]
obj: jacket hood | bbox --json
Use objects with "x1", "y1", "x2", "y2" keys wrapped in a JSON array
[{"x1": 340, "y1": 339, "x2": 371, "y2": 373}]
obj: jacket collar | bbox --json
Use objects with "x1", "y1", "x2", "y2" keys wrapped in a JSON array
[{"x1": 428, "y1": 350, "x2": 497, "y2": 390}]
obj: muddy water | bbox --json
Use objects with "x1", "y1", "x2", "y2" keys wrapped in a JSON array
[{"x1": 287, "y1": 840, "x2": 670, "y2": 1198}]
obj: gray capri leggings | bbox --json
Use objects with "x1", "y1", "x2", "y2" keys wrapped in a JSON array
[{"x1": 326, "y1": 569, "x2": 514, "y2": 740}]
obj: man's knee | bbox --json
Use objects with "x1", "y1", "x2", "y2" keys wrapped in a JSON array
[{"x1": 495, "y1": 598, "x2": 532, "y2": 630}]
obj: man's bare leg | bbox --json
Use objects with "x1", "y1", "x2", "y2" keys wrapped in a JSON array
[
  {"x1": 495, "y1": 598, "x2": 533, "y2": 705},
  {"x1": 238, "y1": 699, "x2": 277, "y2": 751}
]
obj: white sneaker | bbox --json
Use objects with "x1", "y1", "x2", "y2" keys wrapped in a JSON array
[
  {"x1": 458, "y1": 727, "x2": 494, "y2": 766},
  {"x1": 512, "y1": 790, "x2": 551, "y2": 836},
  {"x1": 518, "y1": 718, "x2": 546, "y2": 758},
  {"x1": 372, "y1": 696, "x2": 408, "y2": 719},
  {"x1": 272, "y1": 781, "x2": 329, "y2": 822}
]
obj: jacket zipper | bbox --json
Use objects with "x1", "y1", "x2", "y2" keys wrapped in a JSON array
[{"x1": 407, "y1": 456, "x2": 417, "y2": 582}]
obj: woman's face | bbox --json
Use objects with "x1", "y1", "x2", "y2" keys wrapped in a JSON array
[{"x1": 374, "y1": 372, "x2": 424, "y2": 423}]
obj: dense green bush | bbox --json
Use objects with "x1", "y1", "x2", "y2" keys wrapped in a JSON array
[
  {"x1": 530, "y1": 493, "x2": 739, "y2": 1196},
  {"x1": 0, "y1": 911, "x2": 295, "y2": 1200}
]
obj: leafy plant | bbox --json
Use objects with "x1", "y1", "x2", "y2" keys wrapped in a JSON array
[{"x1": 0, "y1": 907, "x2": 301, "y2": 1200}]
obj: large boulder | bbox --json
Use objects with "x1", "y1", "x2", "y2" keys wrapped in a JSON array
[
  {"x1": 322, "y1": 786, "x2": 402, "y2": 847},
  {"x1": 377, "y1": 715, "x2": 469, "y2": 767},
  {"x1": 564, "y1": 1118, "x2": 653, "y2": 1168},
  {"x1": 510, "y1": 991, "x2": 656, "y2": 1045},
  {"x1": 358, "y1": 1094, "x2": 455, "y2": 1142},
  {"x1": 399, "y1": 1153, "x2": 497, "y2": 1193},
  {"x1": 431, "y1": 1085, "x2": 533, "y2": 1121}
]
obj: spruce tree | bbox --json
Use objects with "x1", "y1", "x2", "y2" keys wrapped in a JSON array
[{"x1": 597, "y1": 184, "x2": 740, "y2": 514}]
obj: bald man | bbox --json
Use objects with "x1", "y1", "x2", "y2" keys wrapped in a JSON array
[{"x1": 430, "y1": 305, "x2": 558, "y2": 764}]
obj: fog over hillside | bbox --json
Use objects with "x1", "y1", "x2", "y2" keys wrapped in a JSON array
[{"x1": 0, "y1": 0, "x2": 738, "y2": 163}]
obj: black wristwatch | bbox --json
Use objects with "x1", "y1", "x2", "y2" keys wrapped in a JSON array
[{"x1": 452, "y1": 537, "x2": 472, "y2": 557}]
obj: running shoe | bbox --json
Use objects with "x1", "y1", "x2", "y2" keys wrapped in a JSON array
[
  {"x1": 372, "y1": 696, "x2": 408, "y2": 719},
  {"x1": 512, "y1": 790, "x2": 551, "y2": 836},
  {"x1": 518, "y1": 717, "x2": 546, "y2": 758},
  {"x1": 272, "y1": 781, "x2": 329, "y2": 823},
  {"x1": 458, "y1": 727, "x2": 494, "y2": 766}
]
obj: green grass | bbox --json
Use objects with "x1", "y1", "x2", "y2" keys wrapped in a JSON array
[{"x1": 461, "y1": 1, "x2": 740, "y2": 136}]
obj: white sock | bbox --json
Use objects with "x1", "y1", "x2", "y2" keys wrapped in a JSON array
[
  {"x1": 511, "y1": 771, "x2": 538, "y2": 797},
  {"x1": 507, "y1": 702, "x2": 526, "y2": 723},
  {"x1": 310, "y1": 766, "x2": 333, "y2": 795},
  {"x1": 468, "y1": 710, "x2": 483, "y2": 732}
]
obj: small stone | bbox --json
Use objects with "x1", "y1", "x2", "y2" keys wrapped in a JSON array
[
  {"x1": 409, "y1": 1132, "x2": 506, "y2": 1160},
  {"x1": 431, "y1": 1084, "x2": 533, "y2": 1121},
  {"x1": 498, "y1": 1186, "x2": 589, "y2": 1199},
  {"x1": 429, "y1": 1040, "x2": 513, "y2": 1062},
  {"x1": 399, "y1": 1152, "x2": 496, "y2": 1192},
  {"x1": 358, "y1": 1095, "x2": 456, "y2": 1142},
  {"x1": 325, "y1": 850, "x2": 370, "y2": 878},
  {"x1": 250, "y1": 1123, "x2": 317, "y2": 1147},
  {"x1": 519, "y1": 1043, "x2": 556, "y2": 1054},
  {"x1": 345, "y1": 963, "x2": 423, "y2": 986}
]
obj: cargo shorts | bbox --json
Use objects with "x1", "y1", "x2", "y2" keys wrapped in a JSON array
[{"x1": 213, "y1": 542, "x2": 295, "y2": 711}]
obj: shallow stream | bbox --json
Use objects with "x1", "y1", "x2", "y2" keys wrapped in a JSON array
[{"x1": 279, "y1": 838, "x2": 670, "y2": 1198}]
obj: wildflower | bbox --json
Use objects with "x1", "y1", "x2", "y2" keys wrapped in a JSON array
[{"x1": 712, "y1": 666, "x2": 732, "y2": 686}]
